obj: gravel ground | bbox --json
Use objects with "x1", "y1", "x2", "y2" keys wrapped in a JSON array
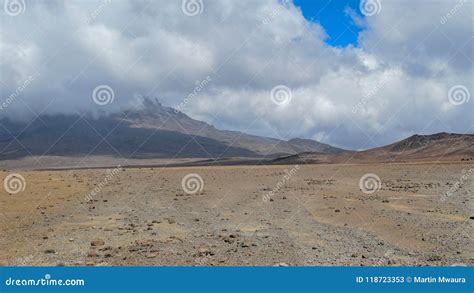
[{"x1": 0, "y1": 162, "x2": 472, "y2": 266}]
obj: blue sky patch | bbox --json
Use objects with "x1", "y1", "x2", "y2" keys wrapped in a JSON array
[{"x1": 293, "y1": 0, "x2": 364, "y2": 47}]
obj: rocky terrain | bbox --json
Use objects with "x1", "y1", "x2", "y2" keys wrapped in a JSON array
[
  {"x1": 0, "y1": 99, "x2": 347, "y2": 162},
  {"x1": 0, "y1": 100, "x2": 472, "y2": 266},
  {"x1": 272, "y1": 133, "x2": 474, "y2": 165},
  {"x1": 1, "y1": 162, "x2": 472, "y2": 266}
]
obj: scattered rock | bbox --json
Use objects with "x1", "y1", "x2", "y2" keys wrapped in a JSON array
[
  {"x1": 91, "y1": 239, "x2": 105, "y2": 247},
  {"x1": 146, "y1": 252, "x2": 158, "y2": 258},
  {"x1": 197, "y1": 247, "x2": 214, "y2": 257},
  {"x1": 99, "y1": 246, "x2": 112, "y2": 252}
]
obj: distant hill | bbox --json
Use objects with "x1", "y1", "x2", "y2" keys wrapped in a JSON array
[
  {"x1": 358, "y1": 132, "x2": 474, "y2": 161},
  {"x1": 271, "y1": 133, "x2": 474, "y2": 164},
  {"x1": 0, "y1": 99, "x2": 347, "y2": 161}
]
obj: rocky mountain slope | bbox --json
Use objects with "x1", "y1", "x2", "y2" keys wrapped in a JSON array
[
  {"x1": 272, "y1": 132, "x2": 474, "y2": 164},
  {"x1": 0, "y1": 99, "x2": 347, "y2": 161}
]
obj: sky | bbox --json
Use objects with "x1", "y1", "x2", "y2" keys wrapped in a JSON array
[
  {"x1": 294, "y1": 0, "x2": 362, "y2": 47},
  {"x1": 0, "y1": 0, "x2": 472, "y2": 150}
]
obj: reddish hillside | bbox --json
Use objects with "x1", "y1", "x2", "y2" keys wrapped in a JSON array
[{"x1": 272, "y1": 133, "x2": 474, "y2": 164}]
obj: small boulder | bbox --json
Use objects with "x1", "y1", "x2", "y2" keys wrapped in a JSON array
[{"x1": 91, "y1": 239, "x2": 105, "y2": 247}]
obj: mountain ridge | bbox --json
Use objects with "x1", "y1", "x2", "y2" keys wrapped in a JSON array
[
  {"x1": 0, "y1": 99, "x2": 471, "y2": 165},
  {"x1": 0, "y1": 99, "x2": 347, "y2": 161},
  {"x1": 271, "y1": 132, "x2": 474, "y2": 164}
]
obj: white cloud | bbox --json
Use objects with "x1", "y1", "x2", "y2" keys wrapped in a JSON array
[{"x1": 0, "y1": 0, "x2": 472, "y2": 149}]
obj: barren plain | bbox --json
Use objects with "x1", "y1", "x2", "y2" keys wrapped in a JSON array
[{"x1": 0, "y1": 161, "x2": 472, "y2": 266}]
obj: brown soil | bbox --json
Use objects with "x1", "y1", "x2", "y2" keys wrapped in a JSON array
[{"x1": 0, "y1": 162, "x2": 472, "y2": 266}]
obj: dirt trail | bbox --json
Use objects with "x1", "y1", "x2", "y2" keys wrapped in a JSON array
[{"x1": 0, "y1": 162, "x2": 472, "y2": 266}]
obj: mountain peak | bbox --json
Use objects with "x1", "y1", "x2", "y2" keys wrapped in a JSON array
[{"x1": 0, "y1": 99, "x2": 347, "y2": 161}]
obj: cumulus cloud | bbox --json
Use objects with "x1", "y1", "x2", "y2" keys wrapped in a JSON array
[{"x1": 0, "y1": 0, "x2": 472, "y2": 149}]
